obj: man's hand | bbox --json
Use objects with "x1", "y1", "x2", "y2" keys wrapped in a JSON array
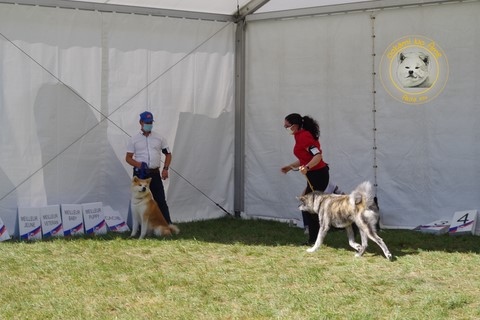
[
  {"x1": 161, "y1": 168, "x2": 169, "y2": 180},
  {"x1": 139, "y1": 162, "x2": 148, "y2": 178}
]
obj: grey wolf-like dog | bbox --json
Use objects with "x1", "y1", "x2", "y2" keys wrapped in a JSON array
[{"x1": 297, "y1": 181, "x2": 392, "y2": 260}]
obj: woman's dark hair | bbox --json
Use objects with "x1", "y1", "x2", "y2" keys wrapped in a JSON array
[{"x1": 285, "y1": 113, "x2": 320, "y2": 139}]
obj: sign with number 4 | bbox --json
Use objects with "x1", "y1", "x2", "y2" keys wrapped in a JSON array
[{"x1": 448, "y1": 210, "x2": 478, "y2": 235}]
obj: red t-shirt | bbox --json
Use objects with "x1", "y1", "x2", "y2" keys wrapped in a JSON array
[{"x1": 293, "y1": 129, "x2": 327, "y2": 171}]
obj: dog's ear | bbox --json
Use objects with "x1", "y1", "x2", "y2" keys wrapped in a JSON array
[
  {"x1": 398, "y1": 52, "x2": 406, "y2": 63},
  {"x1": 146, "y1": 177, "x2": 152, "y2": 185},
  {"x1": 418, "y1": 52, "x2": 429, "y2": 65},
  {"x1": 133, "y1": 176, "x2": 138, "y2": 182}
]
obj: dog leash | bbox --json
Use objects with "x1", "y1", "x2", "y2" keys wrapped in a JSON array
[
  {"x1": 291, "y1": 166, "x2": 315, "y2": 192},
  {"x1": 305, "y1": 175, "x2": 314, "y2": 192}
]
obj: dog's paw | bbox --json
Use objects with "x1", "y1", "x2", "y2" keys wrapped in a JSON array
[
  {"x1": 306, "y1": 247, "x2": 317, "y2": 253},
  {"x1": 386, "y1": 253, "x2": 394, "y2": 261}
]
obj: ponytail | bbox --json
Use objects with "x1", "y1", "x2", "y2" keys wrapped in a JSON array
[
  {"x1": 285, "y1": 113, "x2": 320, "y2": 139},
  {"x1": 302, "y1": 115, "x2": 320, "y2": 140}
]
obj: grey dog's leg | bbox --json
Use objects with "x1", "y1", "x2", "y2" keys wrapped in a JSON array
[
  {"x1": 364, "y1": 215, "x2": 393, "y2": 260},
  {"x1": 354, "y1": 228, "x2": 368, "y2": 257},
  {"x1": 358, "y1": 219, "x2": 393, "y2": 260},
  {"x1": 354, "y1": 221, "x2": 392, "y2": 260},
  {"x1": 307, "y1": 223, "x2": 330, "y2": 253},
  {"x1": 346, "y1": 225, "x2": 362, "y2": 252},
  {"x1": 367, "y1": 232, "x2": 393, "y2": 260}
]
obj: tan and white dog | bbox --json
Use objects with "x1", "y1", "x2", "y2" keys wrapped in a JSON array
[
  {"x1": 297, "y1": 181, "x2": 392, "y2": 260},
  {"x1": 130, "y1": 176, "x2": 179, "y2": 239}
]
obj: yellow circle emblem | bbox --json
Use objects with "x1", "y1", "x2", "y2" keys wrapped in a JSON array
[{"x1": 379, "y1": 35, "x2": 449, "y2": 105}]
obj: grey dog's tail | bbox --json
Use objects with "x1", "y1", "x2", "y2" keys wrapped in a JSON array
[{"x1": 349, "y1": 181, "x2": 374, "y2": 208}]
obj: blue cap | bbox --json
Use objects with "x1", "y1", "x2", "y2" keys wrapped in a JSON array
[{"x1": 139, "y1": 111, "x2": 154, "y2": 123}]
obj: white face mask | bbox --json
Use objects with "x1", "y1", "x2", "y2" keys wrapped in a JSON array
[
  {"x1": 285, "y1": 125, "x2": 295, "y2": 135},
  {"x1": 143, "y1": 124, "x2": 153, "y2": 132}
]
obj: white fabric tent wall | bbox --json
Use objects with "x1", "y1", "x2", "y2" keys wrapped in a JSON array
[
  {"x1": 0, "y1": 4, "x2": 235, "y2": 236},
  {"x1": 245, "y1": 1, "x2": 480, "y2": 228},
  {"x1": 245, "y1": 12, "x2": 374, "y2": 225},
  {"x1": 374, "y1": 2, "x2": 480, "y2": 227}
]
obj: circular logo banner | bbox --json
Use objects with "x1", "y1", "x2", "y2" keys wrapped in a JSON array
[{"x1": 379, "y1": 35, "x2": 448, "y2": 105}]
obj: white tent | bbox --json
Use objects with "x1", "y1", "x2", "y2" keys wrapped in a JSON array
[{"x1": 1, "y1": 0, "x2": 479, "y2": 236}]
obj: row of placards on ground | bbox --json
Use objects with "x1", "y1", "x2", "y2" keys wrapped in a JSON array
[
  {"x1": 1, "y1": 206, "x2": 478, "y2": 241},
  {"x1": 0, "y1": 203, "x2": 130, "y2": 241},
  {"x1": 414, "y1": 210, "x2": 480, "y2": 235}
]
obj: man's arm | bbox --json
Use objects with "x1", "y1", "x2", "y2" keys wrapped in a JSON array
[
  {"x1": 161, "y1": 152, "x2": 172, "y2": 180},
  {"x1": 125, "y1": 152, "x2": 141, "y2": 168}
]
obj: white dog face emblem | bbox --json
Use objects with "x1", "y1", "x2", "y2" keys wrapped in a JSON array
[{"x1": 397, "y1": 52, "x2": 431, "y2": 88}]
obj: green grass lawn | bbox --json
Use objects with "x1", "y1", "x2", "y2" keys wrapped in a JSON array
[{"x1": 1, "y1": 217, "x2": 479, "y2": 319}]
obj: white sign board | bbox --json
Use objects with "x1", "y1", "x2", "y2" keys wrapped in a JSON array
[
  {"x1": 61, "y1": 204, "x2": 84, "y2": 236},
  {"x1": 413, "y1": 219, "x2": 450, "y2": 235},
  {"x1": 0, "y1": 216, "x2": 11, "y2": 241},
  {"x1": 40, "y1": 205, "x2": 64, "y2": 238},
  {"x1": 18, "y1": 207, "x2": 42, "y2": 241},
  {"x1": 82, "y1": 202, "x2": 107, "y2": 235},
  {"x1": 104, "y1": 206, "x2": 130, "y2": 232},
  {"x1": 449, "y1": 210, "x2": 477, "y2": 235}
]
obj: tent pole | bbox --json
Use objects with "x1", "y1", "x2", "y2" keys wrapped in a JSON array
[
  {"x1": 234, "y1": 19, "x2": 246, "y2": 218},
  {"x1": 232, "y1": 0, "x2": 269, "y2": 218}
]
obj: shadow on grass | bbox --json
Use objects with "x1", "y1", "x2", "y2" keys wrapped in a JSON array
[
  {"x1": 9, "y1": 216, "x2": 480, "y2": 257},
  {"x1": 174, "y1": 216, "x2": 307, "y2": 246},
  {"x1": 377, "y1": 228, "x2": 480, "y2": 257},
  {"x1": 172, "y1": 217, "x2": 480, "y2": 258}
]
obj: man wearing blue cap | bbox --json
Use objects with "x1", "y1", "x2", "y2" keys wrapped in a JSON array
[{"x1": 125, "y1": 111, "x2": 173, "y2": 224}]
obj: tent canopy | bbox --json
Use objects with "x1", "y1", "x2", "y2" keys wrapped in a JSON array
[
  {"x1": 2, "y1": 0, "x2": 372, "y2": 15},
  {"x1": 0, "y1": 0, "x2": 419, "y2": 18}
]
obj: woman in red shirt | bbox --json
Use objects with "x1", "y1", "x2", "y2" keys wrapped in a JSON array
[{"x1": 281, "y1": 113, "x2": 329, "y2": 245}]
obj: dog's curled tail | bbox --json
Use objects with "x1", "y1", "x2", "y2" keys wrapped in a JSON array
[{"x1": 350, "y1": 181, "x2": 374, "y2": 208}]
